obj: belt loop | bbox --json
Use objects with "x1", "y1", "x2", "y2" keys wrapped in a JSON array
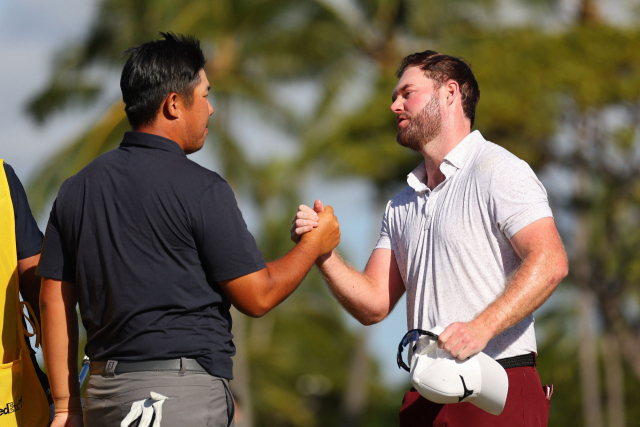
[
  {"x1": 105, "y1": 360, "x2": 118, "y2": 378},
  {"x1": 533, "y1": 352, "x2": 537, "y2": 367},
  {"x1": 179, "y1": 357, "x2": 186, "y2": 376}
]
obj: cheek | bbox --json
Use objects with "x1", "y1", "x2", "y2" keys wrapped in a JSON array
[{"x1": 406, "y1": 98, "x2": 425, "y2": 113}]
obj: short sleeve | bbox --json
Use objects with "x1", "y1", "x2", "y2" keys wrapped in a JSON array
[
  {"x1": 35, "y1": 199, "x2": 76, "y2": 281},
  {"x1": 192, "y1": 181, "x2": 266, "y2": 282},
  {"x1": 489, "y1": 159, "x2": 553, "y2": 239},
  {"x1": 4, "y1": 163, "x2": 43, "y2": 259},
  {"x1": 374, "y1": 201, "x2": 392, "y2": 250}
]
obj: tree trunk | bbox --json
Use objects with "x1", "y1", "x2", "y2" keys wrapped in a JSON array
[
  {"x1": 341, "y1": 329, "x2": 369, "y2": 427},
  {"x1": 577, "y1": 291, "x2": 603, "y2": 427},
  {"x1": 602, "y1": 332, "x2": 625, "y2": 427},
  {"x1": 578, "y1": 0, "x2": 600, "y2": 24}
]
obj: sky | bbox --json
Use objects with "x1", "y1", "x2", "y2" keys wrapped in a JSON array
[{"x1": 0, "y1": 0, "x2": 409, "y2": 385}]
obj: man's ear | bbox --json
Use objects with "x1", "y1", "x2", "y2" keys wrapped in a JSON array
[
  {"x1": 444, "y1": 80, "x2": 459, "y2": 107},
  {"x1": 163, "y1": 92, "x2": 180, "y2": 120}
]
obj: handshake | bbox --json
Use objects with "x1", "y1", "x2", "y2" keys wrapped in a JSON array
[{"x1": 289, "y1": 199, "x2": 340, "y2": 260}]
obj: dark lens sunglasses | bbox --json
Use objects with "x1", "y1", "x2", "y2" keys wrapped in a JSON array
[{"x1": 397, "y1": 329, "x2": 439, "y2": 372}]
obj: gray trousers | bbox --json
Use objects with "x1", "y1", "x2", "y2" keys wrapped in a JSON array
[{"x1": 83, "y1": 368, "x2": 235, "y2": 427}]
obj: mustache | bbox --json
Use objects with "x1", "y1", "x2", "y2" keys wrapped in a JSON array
[{"x1": 397, "y1": 114, "x2": 411, "y2": 123}]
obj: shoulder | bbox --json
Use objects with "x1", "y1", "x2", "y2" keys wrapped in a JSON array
[
  {"x1": 2, "y1": 162, "x2": 23, "y2": 193},
  {"x1": 387, "y1": 186, "x2": 416, "y2": 210},
  {"x1": 3, "y1": 162, "x2": 27, "y2": 201},
  {"x1": 2, "y1": 162, "x2": 22, "y2": 205},
  {"x1": 3, "y1": 162, "x2": 17, "y2": 181},
  {"x1": 170, "y1": 157, "x2": 231, "y2": 199},
  {"x1": 184, "y1": 158, "x2": 227, "y2": 187},
  {"x1": 468, "y1": 139, "x2": 535, "y2": 185}
]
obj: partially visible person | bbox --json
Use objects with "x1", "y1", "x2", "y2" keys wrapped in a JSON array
[
  {"x1": 291, "y1": 50, "x2": 568, "y2": 426},
  {"x1": 37, "y1": 33, "x2": 340, "y2": 427},
  {"x1": 0, "y1": 160, "x2": 51, "y2": 427}
]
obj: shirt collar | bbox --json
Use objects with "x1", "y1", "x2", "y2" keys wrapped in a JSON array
[
  {"x1": 407, "y1": 162, "x2": 430, "y2": 193},
  {"x1": 442, "y1": 130, "x2": 482, "y2": 169},
  {"x1": 406, "y1": 130, "x2": 484, "y2": 193},
  {"x1": 119, "y1": 131, "x2": 187, "y2": 157}
]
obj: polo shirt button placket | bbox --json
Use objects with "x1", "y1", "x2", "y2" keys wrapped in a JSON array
[{"x1": 422, "y1": 193, "x2": 432, "y2": 231}]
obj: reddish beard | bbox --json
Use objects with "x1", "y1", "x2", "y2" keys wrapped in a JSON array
[{"x1": 396, "y1": 94, "x2": 442, "y2": 152}]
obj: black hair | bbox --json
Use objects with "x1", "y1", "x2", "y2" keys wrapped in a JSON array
[
  {"x1": 396, "y1": 50, "x2": 480, "y2": 128},
  {"x1": 120, "y1": 32, "x2": 206, "y2": 129}
]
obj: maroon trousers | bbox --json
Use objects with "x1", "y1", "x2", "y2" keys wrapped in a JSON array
[{"x1": 399, "y1": 366, "x2": 551, "y2": 427}]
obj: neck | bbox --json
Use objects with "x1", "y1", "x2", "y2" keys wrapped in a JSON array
[
  {"x1": 417, "y1": 120, "x2": 471, "y2": 190},
  {"x1": 135, "y1": 122, "x2": 187, "y2": 152}
]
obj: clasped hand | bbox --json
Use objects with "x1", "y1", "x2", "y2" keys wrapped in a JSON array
[{"x1": 290, "y1": 200, "x2": 340, "y2": 257}]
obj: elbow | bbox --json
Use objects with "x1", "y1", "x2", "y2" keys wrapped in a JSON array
[
  {"x1": 356, "y1": 308, "x2": 387, "y2": 326},
  {"x1": 556, "y1": 254, "x2": 569, "y2": 282},
  {"x1": 358, "y1": 317, "x2": 380, "y2": 326},
  {"x1": 549, "y1": 255, "x2": 569, "y2": 289},
  {"x1": 235, "y1": 300, "x2": 272, "y2": 318},
  {"x1": 39, "y1": 291, "x2": 52, "y2": 314},
  {"x1": 246, "y1": 307, "x2": 269, "y2": 318}
]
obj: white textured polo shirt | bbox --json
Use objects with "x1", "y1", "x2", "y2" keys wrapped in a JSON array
[{"x1": 375, "y1": 130, "x2": 553, "y2": 359}]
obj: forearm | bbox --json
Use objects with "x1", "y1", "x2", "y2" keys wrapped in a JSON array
[
  {"x1": 224, "y1": 238, "x2": 323, "y2": 317},
  {"x1": 473, "y1": 249, "x2": 567, "y2": 338},
  {"x1": 17, "y1": 253, "x2": 41, "y2": 322},
  {"x1": 40, "y1": 279, "x2": 81, "y2": 414},
  {"x1": 258, "y1": 239, "x2": 323, "y2": 313},
  {"x1": 316, "y1": 251, "x2": 390, "y2": 325},
  {"x1": 223, "y1": 205, "x2": 341, "y2": 317}
]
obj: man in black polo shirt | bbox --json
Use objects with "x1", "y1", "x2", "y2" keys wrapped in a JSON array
[{"x1": 37, "y1": 33, "x2": 340, "y2": 427}]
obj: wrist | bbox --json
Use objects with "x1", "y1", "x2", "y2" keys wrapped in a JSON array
[
  {"x1": 315, "y1": 250, "x2": 335, "y2": 267},
  {"x1": 298, "y1": 234, "x2": 323, "y2": 260},
  {"x1": 54, "y1": 396, "x2": 83, "y2": 414},
  {"x1": 470, "y1": 315, "x2": 496, "y2": 341}
]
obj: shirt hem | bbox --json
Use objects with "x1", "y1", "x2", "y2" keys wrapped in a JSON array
[
  {"x1": 17, "y1": 242, "x2": 43, "y2": 260},
  {"x1": 211, "y1": 261, "x2": 267, "y2": 283},
  {"x1": 502, "y1": 204, "x2": 553, "y2": 240}
]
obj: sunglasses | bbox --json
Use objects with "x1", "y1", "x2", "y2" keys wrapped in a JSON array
[{"x1": 397, "y1": 329, "x2": 440, "y2": 372}]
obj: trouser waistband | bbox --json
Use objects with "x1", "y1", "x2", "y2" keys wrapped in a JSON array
[
  {"x1": 496, "y1": 352, "x2": 536, "y2": 369},
  {"x1": 90, "y1": 358, "x2": 206, "y2": 376}
]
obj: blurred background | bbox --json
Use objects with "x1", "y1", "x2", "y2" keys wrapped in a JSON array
[{"x1": 3, "y1": 0, "x2": 640, "y2": 425}]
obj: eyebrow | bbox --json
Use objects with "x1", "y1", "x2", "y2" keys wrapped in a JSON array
[{"x1": 392, "y1": 84, "x2": 415, "y2": 101}]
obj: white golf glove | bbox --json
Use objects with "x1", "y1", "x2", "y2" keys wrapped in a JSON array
[{"x1": 121, "y1": 392, "x2": 168, "y2": 427}]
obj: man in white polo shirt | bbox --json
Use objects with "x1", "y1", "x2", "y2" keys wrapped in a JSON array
[{"x1": 291, "y1": 50, "x2": 568, "y2": 426}]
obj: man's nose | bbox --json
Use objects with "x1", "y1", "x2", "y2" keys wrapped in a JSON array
[
  {"x1": 208, "y1": 101, "x2": 214, "y2": 116},
  {"x1": 390, "y1": 98, "x2": 403, "y2": 113}
]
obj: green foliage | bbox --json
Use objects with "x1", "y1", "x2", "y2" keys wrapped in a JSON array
[{"x1": 305, "y1": 73, "x2": 422, "y2": 187}]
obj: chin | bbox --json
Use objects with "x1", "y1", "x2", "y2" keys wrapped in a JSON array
[{"x1": 184, "y1": 140, "x2": 205, "y2": 155}]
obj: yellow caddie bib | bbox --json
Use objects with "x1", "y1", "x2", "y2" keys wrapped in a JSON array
[{"x1": 0, "y1": 159, "x2": 49, "y2": 427}]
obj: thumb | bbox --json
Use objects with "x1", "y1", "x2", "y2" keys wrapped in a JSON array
[{"x1": 314, "y1": 199, "x2": 324, "y2": 213}]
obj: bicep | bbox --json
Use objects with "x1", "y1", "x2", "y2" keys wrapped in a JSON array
[
  {"x1": 17, "y1": 253, "x2": 40, "y2": 276},
  {"x1": 510, "y1": 217, "x2": 565, "y2": 260},
  {"x1": 40, "y1": 278, "x2": 77, "y2": 309},
  {"x1": 218, "y1": 268, "x2": 269, "y2": 317},
  {"x1": 364, "y1": 248, "x2": 405, "y2": 308}
]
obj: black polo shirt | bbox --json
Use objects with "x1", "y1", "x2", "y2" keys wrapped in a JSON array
[
  {"x1": 36, "y1": 131, "x2": 265, "y2": 379},
  {"x1": 3, "y1": 163, "x2": 43, "y2": 259}
]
